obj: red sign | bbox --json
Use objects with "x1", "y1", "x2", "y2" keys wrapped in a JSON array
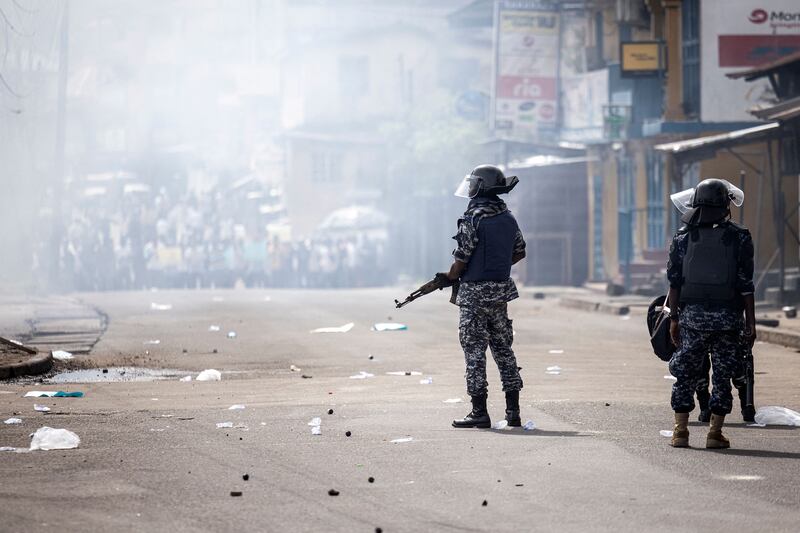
[
  {"x1": 496, "y1": 76, "x2": 557, "y2": 100},
  {"x1": 718, "y1": 34, "x2": 800, "y2": 66}
]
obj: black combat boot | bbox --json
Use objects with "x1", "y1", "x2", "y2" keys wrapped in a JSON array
[
  {"x1": 452, "y1": 394, "x2": 491, "y2": 428},
  {"x1": 697, "y1": 389, "x2": 711, "y2": 423},
  {"x1": 505, "y1": 391, "x2": 521, "y2": 427}
]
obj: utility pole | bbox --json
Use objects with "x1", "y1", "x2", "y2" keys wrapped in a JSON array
[{"x1": 50, "y1": 0, "x2": 70, "y2": 288}]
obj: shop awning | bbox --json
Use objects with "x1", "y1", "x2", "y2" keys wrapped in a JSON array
[{"x1": 653, "y1": 122, "x2": 779, "y2": 163}]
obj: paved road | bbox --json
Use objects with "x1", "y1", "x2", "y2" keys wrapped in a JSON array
[{"x1": 1, "y1": 288, "x2": 799, "y2": 532}]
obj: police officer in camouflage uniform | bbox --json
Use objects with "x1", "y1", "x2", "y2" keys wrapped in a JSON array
[
  {"x1": 666, "y1": 178, "x2": 756, "y2": 449},
  {"x1": 443, "y1": 165, "x2": 526, "y2": 429}
]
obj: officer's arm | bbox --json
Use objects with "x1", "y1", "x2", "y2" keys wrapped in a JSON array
[
  {"x1": 512, "y1": 251, "x2": 526, "y2": 264},
  {"x1": 446, "y1": 260, "x2": 467, "y2": 281}
]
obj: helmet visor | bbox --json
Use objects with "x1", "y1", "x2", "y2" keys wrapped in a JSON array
[
  {"x1": 670, "y1": 187, "x2": 695, "y2": 214},
  {"x1": 454, "y1": 174, "x2": 481, "y2": 198},
  {"x1": 720, "y1": 179, "x2": 744, "y2": 207}
]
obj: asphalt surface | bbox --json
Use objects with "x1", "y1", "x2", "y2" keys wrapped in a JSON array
[{"x1": 1, "y1": 287, "x2": 799, "y2": 532}]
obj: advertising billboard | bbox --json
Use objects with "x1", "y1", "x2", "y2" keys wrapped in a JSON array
[
  {"x1": 701, "y1": 0, "x2": 800, "y2": 122},
  {"x1": 493, "y1": 3, "x2": 560, "y2": 141}
]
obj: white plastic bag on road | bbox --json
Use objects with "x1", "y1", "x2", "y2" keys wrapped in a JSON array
[
  {"x1": 349, "y1": 371, "x2": 374, "y2": 380},
  {"x1": 196, "y1": 369, "x2": 222, "y2": 382},
  {"x1": 311, "y1": 323, "x2": 354, "y2": 334},
  {"x1": 29, "y1": 427, "x2": 80, "y2": 451},
  {"x1": 754, "y1": 406, "x2": 800, "y2": 427},
  {"x1": 51, "y1": 350, "x2": 74, "y2": 361},
  {"x1": 3, "y1": 418, "x2": 22, "y2": 424},
  {"x1": 150, "y1": 302, "x2": 173, "y2": 311}
]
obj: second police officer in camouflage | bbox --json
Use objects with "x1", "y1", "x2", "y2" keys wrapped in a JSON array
[
  {"x1": 443, "y1": 165, "x2": 527, "y2": 429},
  {"x1": 666, "y1": 178, "x2": 757, "y2": 449}
]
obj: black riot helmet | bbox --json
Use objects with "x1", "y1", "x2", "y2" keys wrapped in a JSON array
[
  {"x1": 454, "y1": 164, "x2": 519, "y2": 198},
  {"x1": 671, "y1": 178, "x2": 745, "y2": 226},
  {"x1": 692, "y1": 179, "x2": 731, "y2": 208}
]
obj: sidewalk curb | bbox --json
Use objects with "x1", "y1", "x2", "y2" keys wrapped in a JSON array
[
  {"x1": 756, "y1": 327, "x2": 800, "y2": 350},
  {"x1": 0, "y1": 351, "x2": 53, "y2": 380},
  {"x1": 559, "y1": 297, "x2": 630, "y2": 316}
]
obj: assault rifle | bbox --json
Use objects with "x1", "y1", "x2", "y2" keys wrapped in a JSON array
[
  {"x1": 395, "y1": 273, "x2": 460, "y2": 308},
  {"x1": 740, "y1": 339, "x2": 755, "y2": 409}
]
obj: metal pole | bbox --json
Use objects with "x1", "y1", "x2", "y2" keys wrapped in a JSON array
[{"x1": 50, "y1": 0, "x2": 70, "y2": 289}]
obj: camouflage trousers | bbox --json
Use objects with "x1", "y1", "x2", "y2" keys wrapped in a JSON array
[
  {"x1": 669, "y1": 327, "x2": 741, "y2": 415},
  {"x1": 459, "y1": 302, "x2": 522, "y2": 397}
]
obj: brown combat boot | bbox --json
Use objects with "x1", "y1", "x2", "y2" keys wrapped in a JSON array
[
  {"x1": 706, "y1": 413, "x2": 730, "y2": 449},
  {"x1": 670, "y1": 412, "x2": 690, "y2": 448}
]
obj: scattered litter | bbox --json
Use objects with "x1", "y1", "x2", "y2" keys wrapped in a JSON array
[
  {"x1": 290, "y1": 364, "x2": 302, "y2": 372},
  {"x1": 328, "y1": 489, "x2": 340, "y2": 496},
  {"x1": 754, "y1": 406, "x2": 800, "y2": 427},
  {"x1": 747, "y1": 423, "x2": 766, "y2": 427},
  {"x1": 660, "y1": 430, "x2": 674, "y2": 438},
  {"x1": 720, "y1": 475, "x2": 764, "y2": 481},
  {"x1": 228, "y1": 405, "x2": 246, "y2": 410},
  {"x1": 390, "y1": 437, "x2": 413, "y2": 444},
  {"x1": 227, "y1": 331, "x2": 237, "y2": 339},
  {"x1": 25, "y1": 391, "x2": 57, "y2": 397},
  {"x1": 196, "y1": 369, "x2": 222, "y2": 382},
  {"x1": 782, "y1": 306, "x2": 797, "y2": 319},
  {"x1": 4, "y1": 418, "x2": 22, "y2": 425},
  {"x1": 419, "y1": 377, "x2": 433, "y2": 385},
  {"x1": 386, "y1": 371, "x2": 422, "y2": 376},
  {"x1": 180, "y1": 376, "x2": 192, "y2": 382},
  {"x1": 230, "y1": 491, "x2": 242, "y2": 497},
  {"x1": 371, "y1": 323, "x2": 408, "y2": 332},
  {"x1": 328, "y1": 409, "x2": 334, "y2": 415},
  {"x1": 0, "y1": 447, "x2": 28, "y2": 453},
  {"x1": 25, "y1": 391, "x2": 83, "y2": 398},
  {"x1": 212, "y1": 296, "x2": 225, "y2": 302},
  {"x1": 234, "y1": 424, "x2": 249, "y2": 430},
  {"x1": 150, "y1": 428, "x2": 166, "y2": 432},
  {"x1": 368, "y1": 354, "x2": 374, "y2": 360},
  {"x1": 545, "y1": 365, "x2": 562, "y2": 375},
  {"x1": 243, "y1": 474, "x2": 249, "y2": 481},
  {"x1": 34, "y1": 404, "x2": 50, "y2": 412},
  {"x1": 209, "y1": 325, "x2": 221, "y2": 332},
  {"x1": 29, "y1": 427, "x2": 80, "y2": 451},
  {"x1": 301, "y1": 374, "x2": 313, "y2": 379},
  {"x1": 482, "y1": 500, "x2": 488, "y2": 507},
  {"x1": 443, "y1": 398, "x2": 463, "y2": 404},
  {"x1": 49, "y1": 367, "x2": 182, "y2": 384},
  {"x1": 311, "y1": 323, "x2": 354, "y2": 334},
  {"x1": 515, "y1": 483, "x2": 524, "y2": 487},
  {"x1": 492, "y1": 420, "x2": 508, "y2": 430},
  {"x1": 663, "y1": 375, "x2": 677, "y2": 381},
  {"x1": 150, "y1": 303, "x2": 173, "y2": 311},
  {"x1": 216, "y1": 422, "x2": 233, "y2": 429},
  {"x1": 548, "y1": 349, "x2": 564, "y2": 354},
  {"x1": 308, "y1": 417, "x2": 322, "y2": 426},
  {"x1": 620, "y1": 315, "x2": 631, "y2": 321},
  {"x1": 349, "y1": 371, "x2": 375, "y2": 380},
  {"x1": 143, "y1": 340, "x2": 161, "y2": 345},
  {"x1": 311, "y1": 426, "x2": 322, "y2": 435},
  {"x1": 523, "y1": 420, "x2": 536, "y2": 431},
  {"x1": 51, "y1": 350, "x2": 74, "y2": 361},
  {"x1": 368, "y1": 477, "x2": 375, "y2": 483}
]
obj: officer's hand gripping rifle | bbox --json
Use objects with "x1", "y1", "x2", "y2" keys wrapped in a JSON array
[{"x1": 394, "y1": 273, "x2": 460, "y2": 308}]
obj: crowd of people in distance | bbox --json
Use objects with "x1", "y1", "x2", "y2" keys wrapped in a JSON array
[{"x1": 34, "y1": 177, "x2": 390, "y2": 292}]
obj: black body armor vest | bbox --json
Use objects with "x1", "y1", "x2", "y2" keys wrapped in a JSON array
[
  {"x1": 461, "y1": 211, "x2": 519, "y2": 282},
  {"x1": 679, "y1": 224, "x2": 739, "y2": 305}
]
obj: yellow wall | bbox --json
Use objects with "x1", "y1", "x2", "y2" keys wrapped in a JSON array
[{"x1": 698, "y1": 142, "x2": 799, "y2": 272}]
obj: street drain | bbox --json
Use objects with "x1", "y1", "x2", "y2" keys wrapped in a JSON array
[{"x1": 48, "y1": 367, "x2": 187, "y2": 383}]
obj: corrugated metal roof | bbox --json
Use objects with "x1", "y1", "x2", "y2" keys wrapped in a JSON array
[
  {"x1": 726, "y1": 50, "x2": 800, "y2": 81},
  {"x1": 654, "y1": 123, "x2": 780, "y2": 156},
  {"x1": 750, "y1": 96, "x2": 800, "y2": 122}
]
